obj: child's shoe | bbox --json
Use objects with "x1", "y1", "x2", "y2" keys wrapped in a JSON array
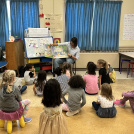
[
  {"x1": 24, "y1": 117, "x2": 32, "y2": 123},
  {"x1": 66, "y1": 109, "x2": 80, "y2": 117},
  {"x1": 114, "y1": 100, "x2": 125, "y2": 107}
]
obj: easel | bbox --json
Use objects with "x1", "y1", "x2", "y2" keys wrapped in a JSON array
[{"x1": 24, "y1": 28, "x2": 54, "y2": 74}]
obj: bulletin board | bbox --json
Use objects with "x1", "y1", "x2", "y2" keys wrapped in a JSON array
[{"x1": 24, "y1": 37, "x2": 53, "y2": 58}]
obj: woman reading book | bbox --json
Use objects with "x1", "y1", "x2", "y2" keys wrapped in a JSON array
[{"x1": 50, "y1": 37, "x2": 80, "y2": 69}]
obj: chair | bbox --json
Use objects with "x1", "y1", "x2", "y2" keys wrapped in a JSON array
[
  {"x1": 120, "y1": 59, "x2": 131, "y2": 74},
  {"x1": 127, "y1": 62, "x2": 134, "y2": 78},
  {"x1": 0, "y1": 116, "x2": 25, "y2": 134},
  {"x1": 0, "y1": 103, "x2": 25, "y2": 134},
  {"x1": 73, "y1": 61, "x2": 76, "y2": 75},
  {"x1": 0, "y1": 61, "x2": 8, "y2": 73}
]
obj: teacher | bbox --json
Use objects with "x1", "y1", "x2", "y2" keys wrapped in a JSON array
[{"x1": 50, "y1": 37, "x2": 80, "y2": 69}]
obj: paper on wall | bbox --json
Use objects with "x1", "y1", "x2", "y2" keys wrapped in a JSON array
[{"x1": 123, "y1": 14, "x2": 134, "y2": 40}]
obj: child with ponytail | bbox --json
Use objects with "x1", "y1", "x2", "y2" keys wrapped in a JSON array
[
  {"x1": 0, "y1": 70, "x2": 31, "y2": 123},
  {"x1": 97, "y1": 59, "x2": 110, "y2": 89}
]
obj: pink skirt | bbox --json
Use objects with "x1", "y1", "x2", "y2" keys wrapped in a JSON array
[{"x1": 0, "y1": 102, "x2": 23, "y2": 121}]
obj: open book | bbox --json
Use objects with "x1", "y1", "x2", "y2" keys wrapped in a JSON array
[{"x1": 44, "y1": 45, "x2": 68, "y2": 58}]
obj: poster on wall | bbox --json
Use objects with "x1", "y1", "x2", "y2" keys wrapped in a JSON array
[{"x1": 123, "y1": 14, "x2": 134, "y2": 40}]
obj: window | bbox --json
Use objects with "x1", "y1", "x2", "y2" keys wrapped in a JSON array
[{"x1": 65, "y1": 0, "x2": 122, "y2": 51}]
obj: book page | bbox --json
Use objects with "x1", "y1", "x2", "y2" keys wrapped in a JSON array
[
  {"x1": 44, "y1": 44, "x2": 53, "y2": 58},
  {"x1": 52, "y1": 45, "x2": 68, "y2": 58}
]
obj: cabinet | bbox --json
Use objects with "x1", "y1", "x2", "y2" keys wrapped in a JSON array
[{"x1": 5, "y1": 40, "x2": 24, "y2": 70}]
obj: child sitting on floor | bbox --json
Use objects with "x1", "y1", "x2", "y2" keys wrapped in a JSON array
[
  {"x1": 39, "y1": 79, "x2": 68, "y2": 134},
  {"x1": 83, "y1": 62, "x2": 99, "y2": 95},
  {"x1": 54, "y1": 67, "x2": 69, "y2": 92},
  {"x1": 108, "y1": 62, "x2": 116, "y2": 83},
  {"x1": 14, "y1": 70, "x2": 27, "y2": 94},
  {"x1": 62, "y1": 75, "x2": 86, "y2": 116},
  {"x1": 97, "y1": 59, "x2": 110, "y2": 89},
  {"x1": 24, "y1": 64, "x2": 36, "y2": 85},
  {"x1": 62, "y1": 62, "x2": 72, "y2": 78},
  {"x1": 114, "y1": 90, "x2": 134, "y2": 114},
  {"x1": 0, "y1": 70, "x2": 31, "y2": 123},
  {"x1": 33, "y1": 70, "x2": 46, "y2": 96},
  {"x1": 92, "y1": 83, "x2": 117, "y2": 118}
]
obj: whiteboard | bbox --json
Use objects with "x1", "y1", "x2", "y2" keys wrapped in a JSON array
[{"x1": 24, "y1": 37, "x2": 53, "y2": 58}]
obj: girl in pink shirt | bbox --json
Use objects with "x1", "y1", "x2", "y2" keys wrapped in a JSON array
[{"x1": 83, "y1": 62, "x2": 99, "y2": 95}]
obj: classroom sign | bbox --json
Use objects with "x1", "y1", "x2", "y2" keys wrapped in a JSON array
[{"x1": 25, "y1": 37, "x2": 68, "y2": 58}]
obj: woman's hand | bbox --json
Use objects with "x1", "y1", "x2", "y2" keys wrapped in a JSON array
[
  {"x1": 50, "y1": 44, "x2": 53, "y2": 46},
  {"x1": 68, "y1": 53, "x2": 71, "y2": 57},
  {"x1": 49, "y1": 43, "x2": 58, "y2": 46}
]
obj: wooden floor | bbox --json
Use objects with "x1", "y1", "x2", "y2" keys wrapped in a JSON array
[{"x1": 0, "y1": 79, "x2": 134, "y2": 134}]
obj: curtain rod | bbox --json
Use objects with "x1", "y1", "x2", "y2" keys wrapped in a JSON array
[{"x1": 66, "y1": 0, "x2": 123, "y2": 1}]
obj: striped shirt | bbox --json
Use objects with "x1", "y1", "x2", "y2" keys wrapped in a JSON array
[
  {"x1": 58, "y1": 42, "x2": 80, "y2": 60},
  {"x1": 55, "y1": 74, "x2": 70, "y2": 92}
]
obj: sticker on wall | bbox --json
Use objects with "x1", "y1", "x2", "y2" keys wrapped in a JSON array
[{"x1": 53, "y1": 38, "x2": 61, "y2": 43}]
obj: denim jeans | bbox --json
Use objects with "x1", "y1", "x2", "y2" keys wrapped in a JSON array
[
  {"x1": 54, "y1": 58, "x2": 75, "y2": 69},
  {"x1": 20, "y1": 85, "x2": 27, "y2": 94},
  {"x1": 92, "y1": 101, "x2": 100, "y2": 111}
]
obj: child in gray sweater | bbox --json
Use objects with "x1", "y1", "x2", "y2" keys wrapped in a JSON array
[
  {"x1": 0, "y1": 70, "x2": 31, "y2": 123},
  {"x1": 62, "y1": 75, "x2": 86, "y2": 116}
]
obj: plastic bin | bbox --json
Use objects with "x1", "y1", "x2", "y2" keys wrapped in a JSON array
[
  {"x1": 42, "y1": 66, "x2": 52, "y2": 70},
  {"x1": 40, "y1": 58, "x2": 52, "y2": 62},
  {"x1": 35, "y1": 67, "x2": 40, "y2": 71},
  {"x1": 26, "y1": 58, "x2": 40, "y2": 63}
]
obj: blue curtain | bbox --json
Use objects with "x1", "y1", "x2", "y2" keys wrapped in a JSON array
[
  {"x1": 10, "y1": 0, "x2": 40, "y2": 41},
  {"x1": 92, "y1": 0, "x2": 122, "y2": 51},
  {"x1": 65, "y1": 0, "x2": 94, "y2": 50},
  {"x1": 0, "y1": 0, "x2": 9, "y2": 49}
]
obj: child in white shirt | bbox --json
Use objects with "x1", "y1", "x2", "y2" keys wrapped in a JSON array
[
  {"x1": 92, "y1": 83, "x2": 117, "y2": 118},
  {"x1": 24, "y1": 64, "x2": 36, "y2": 85}
]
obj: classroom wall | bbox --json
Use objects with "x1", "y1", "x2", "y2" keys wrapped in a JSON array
[
  {"x1": 119, "y1": 0, "x2": 134, "y2": 47},
  {"x1": 39, "y1": 0, "x2": 134, "y2": 69},
  {"x1": 40, "y1": 0, "x2": 65, "y2": 42},
  {"x1": 40, "y1": 0, "x2": 134, "y2": 47}
]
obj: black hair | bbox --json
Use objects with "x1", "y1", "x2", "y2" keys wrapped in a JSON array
[
  {"x1": 36, "y1": 70, "x2": 47, "y2": 92},
  {"x1": 87, "y1": 62, "x2": 96, "y2": 75},
  {"x1": 71, "y1": 37, "x2": 77, "y2": 47},
  {"x1": 42, "y1": 79, "x2": 62, "y2": 107},
  {"x1": 68, "y1": 75, "x2": 85, "y2": 88},
  {"x1": 26, "y1": 64, "x2": 33, "y2": 71},
  {"x1": 14, "y1": 70, "x2": 19, "y2": 77},
  {"x1": 54, "y1": 67, "x2": 62, "y2": 76}
]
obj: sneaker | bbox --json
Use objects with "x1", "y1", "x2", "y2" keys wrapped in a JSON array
[
  {"x1": 66, "y1": 109, "x2": 80, "y2": 117},
  {"x1": 24, "y1": 117, "x2": 32, "y2": 123},
  {"x1": 114, "y1": 100, "x2": 125, "y2": 107}
]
